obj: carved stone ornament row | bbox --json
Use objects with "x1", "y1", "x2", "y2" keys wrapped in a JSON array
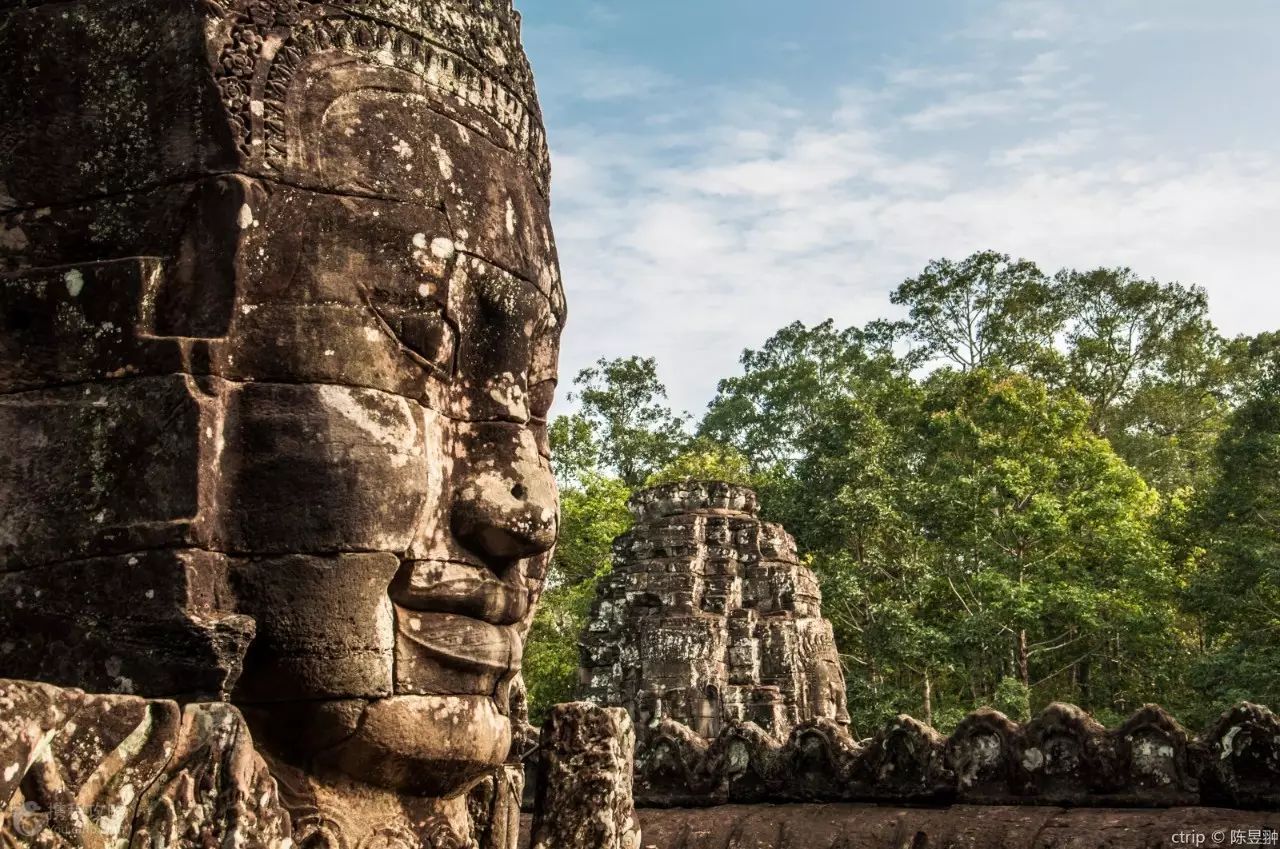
[{"x1": 624, "y1": 701, "x2": 1280, "y2": 810}]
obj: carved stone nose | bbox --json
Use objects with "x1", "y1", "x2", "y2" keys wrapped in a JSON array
[
  {"x1": 452, "y1": 485, "x2": 557, "y2": 560},
  {"x1": 451, "y1": 422, "x2": 558, "y2": 564}
]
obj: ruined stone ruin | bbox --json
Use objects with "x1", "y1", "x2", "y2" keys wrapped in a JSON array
[
  {"x1": 574, "y1": 483, "x2": 1280, "y2": 842},
  {"x1": 1, "y1": 0, "x2": 562, "y2": 845},
  {"x1": 529, "y1": 703, "x2": 640, "y2": 849},
  {"x1": 1, "y1": 0, "x2": 1279, "y2": 845},
  {"x1": 580, "y1": 481, "x2": 849, "y2": 742}
]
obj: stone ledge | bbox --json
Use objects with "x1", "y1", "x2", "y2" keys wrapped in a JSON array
[
  {"x1": 612, "y1": 803, "x2": 1280, "y2": 849},
  {"x1": 628, "y1": 702, "x2": 1280, "y2": 810},
  {"x1": 628, "y1": 481, "x2": 761, "y2": 521}
]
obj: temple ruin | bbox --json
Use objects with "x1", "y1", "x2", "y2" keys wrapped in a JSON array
[
  {"x1": 1, "y1": 0, "x2": 1278, "y2": 847},
  {"x1": 580, "y1": 481, "x2": 849, "y2": 740}
]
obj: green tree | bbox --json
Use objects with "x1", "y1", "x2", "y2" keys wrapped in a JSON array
[
  {"x1": 523, "y1": 470, "x2": 633, "y2": 723},
  {"x1": 702, "y1": 319, "x2": 920, "y2": 470},
  {"x1": 570, "y1": 356, "x2": 690, "y2": 486},
  {"x1": 645, "y1": 437, "x2": 759, "y2": 487},
  {"x1": 548, "y1": 414, "x2": 601, "y2": 489},
  {"x1": 522, "y1": 254, "x2": 1274, "y2": 732},
  {"x1": 1188, "y1": 350, "x2": 1280, "y2": 719},
  {"x1": 891, "y1": 251, "x2": 1063, "y2": 372},
  {"x1": 913, "y1": 369, "x2": 1189, "y2": 720},
  {"x1": 524, "y1": 575, "x2": 604, "y2": 726},
  {"x1": 1054, "y1": 268, "x2": 1229, "y2": 493},
  {"x1": 702, "y1": 320, "x2": 934, "y2": 730}
]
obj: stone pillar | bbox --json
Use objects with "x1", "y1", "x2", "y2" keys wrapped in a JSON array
[{"x1": 531, "y1": 703, "x2": 641, "y2": 849}]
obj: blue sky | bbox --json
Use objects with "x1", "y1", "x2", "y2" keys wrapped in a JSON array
[{"x1": 519, "y1": 0, "x2": 1280, "y2": 415}]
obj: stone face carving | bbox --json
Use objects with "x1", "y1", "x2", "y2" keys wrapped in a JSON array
[
  {"x1": 1, "y1": 0, "x2": 563, "y2": 846},
  {"x1": 530, "y1": 703, "x2": 641, "y2": 849},
  {"x1": 580, "y1": 482, "x2": 849, "y2": 744}
]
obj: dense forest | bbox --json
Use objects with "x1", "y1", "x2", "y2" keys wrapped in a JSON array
[{"x1": 524, "y1": 250, "x2": 1280, "y2": 736}]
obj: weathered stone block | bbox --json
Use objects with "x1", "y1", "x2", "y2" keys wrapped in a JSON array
[
  {"x1": 0, "y1": 258, "x2": 184, "y2": 393},
  {"x1": 531, "y1": 703, "x2": 640, "y2": 849},
  {"x1": 1021, "y1": 702, "x2": 1109, "y2": 802},
  {"x1": 0, "y1": 375, "x2": 219, "y2": 568},
  {"x1": 217, "y1": 382, "x2": 437, "y2": 554},
  {"x1": 1110, "y1": 705, "x2": 1198, "y2": 805},
  {"x1": 628, "y1": 803, "x2": 1280, "y2": 849},
  {"x1": 229, "y1": 553, "x2": 399, "y2": 701},
  {"x1": 0, "y1": 549, "x2": 253, "y2": 700},
  {"x1": 948, "y1": 708, "x2": 1030, "y2": 802},
  {"x1": 1199, "y1": 702, "x2": 1280, "y2": 809},
  {"x1": 851, "y1": 714, "x2": 954, "y2": 802},
  {"x1": 0, "y1": 0, "x2": 236, "y2": 211}
]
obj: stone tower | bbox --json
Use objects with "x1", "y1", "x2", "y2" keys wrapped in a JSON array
[{"x1": 580, "y1": 481, "x2": 849, "y2": 740}]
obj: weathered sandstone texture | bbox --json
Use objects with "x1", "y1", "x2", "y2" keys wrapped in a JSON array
[
  {"x1": 580, "y1": 482, "x2": 849, "y2": 742},
  {"x1": 1, "y1": 0, "x2": 563, "y2": 845},
  {"x1": 624, "y1": 701, "x2": 1280, "y2": 810},
  {"x1": 0, "y1": 678, "x2": 291, "y2": 848},
  {"x1": 530, "y1": 703, "x2": 641, "y2": 849},
  {"x1": 627, "y1": 803, "x2": 1280, "y2": 849}
]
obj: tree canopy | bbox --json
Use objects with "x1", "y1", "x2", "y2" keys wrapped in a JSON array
[{"x1": 523, "y1": 250, "x2": 1277, "y2": 732}]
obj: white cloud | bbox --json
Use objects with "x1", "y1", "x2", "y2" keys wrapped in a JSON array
[{"x1": 541, "y1": 3, "x2": 1280, "y2": 416}]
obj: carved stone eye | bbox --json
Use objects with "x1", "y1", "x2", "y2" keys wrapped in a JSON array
[{"x1": 398, "y1": 311, "x2": 457, "y2": 377}]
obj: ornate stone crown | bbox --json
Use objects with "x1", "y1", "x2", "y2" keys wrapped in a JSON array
[{"x1": 217, "y1": 0, "x2": 549, "y2": 189}]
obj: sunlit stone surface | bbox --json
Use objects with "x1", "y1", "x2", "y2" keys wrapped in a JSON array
[{"x1": 0, "y1": 0, "x2": 562, "y2": 845}]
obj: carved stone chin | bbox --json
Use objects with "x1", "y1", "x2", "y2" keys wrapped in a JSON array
[{"x1": 0, "y1": 0, "x2": 562, "y2": 845}]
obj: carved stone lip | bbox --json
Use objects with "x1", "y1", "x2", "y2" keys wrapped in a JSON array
[
  {"x1": 396, "y1": 612, "x2": 522, "y2": 696},
  {"x1": 388, "y1": 557, "x2": 529, "y2": 626},
  {"x1": 395, "y1": 611, "x2": 523, "y2": 680}
]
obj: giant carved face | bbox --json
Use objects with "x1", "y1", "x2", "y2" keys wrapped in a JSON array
[{"x1": 0, "y1": 1, "x2": 561, "y2": 800}]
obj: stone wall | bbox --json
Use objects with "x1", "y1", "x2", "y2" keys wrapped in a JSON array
[
  {"x1": 630, "y1": 702, "x2": 1280, "y2": 810},
  {"x1": 628, "y1": 804, "x2": 1280, "y2": 849},
  {"x1": 580, "y1": 482, "x2": 848, "y2": 742}
]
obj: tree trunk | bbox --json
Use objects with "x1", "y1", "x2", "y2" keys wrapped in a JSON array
[
  {"x1": 1077, "y1": 657, "x2": 1092, "y2": 711},
  {"x1": 923, "y1": 672, "x2": 933, "y2": 727},
  {"x1": 1017, "y1": 630, "x2": 1030, "y2": 687}
]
